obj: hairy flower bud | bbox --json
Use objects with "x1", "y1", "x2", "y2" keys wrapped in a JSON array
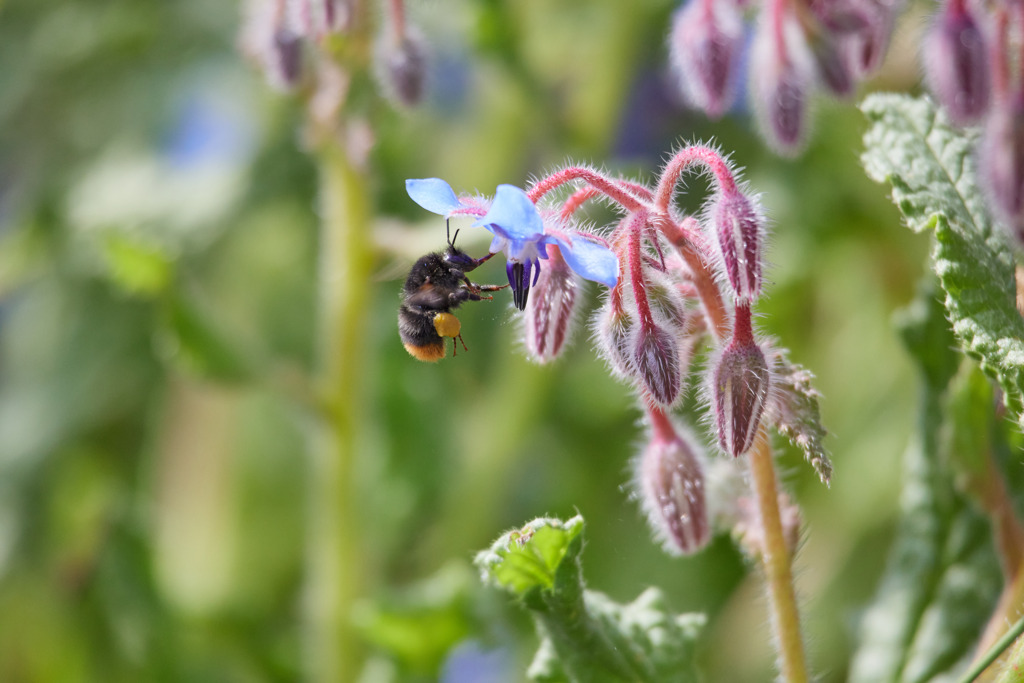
[
  {"x1": 751, "y1": 13, "x2": 814, "y2": 154},
  {"x1": 981, "y1": 93, "x2": 1024, "y2": 247},
  {"x1": 810, "y1": 32, "x2": 854, "y2": 97},
  {"x1": 594, "y1": 294, "x2": 637, "y2": 380},
  {"x1": 845, "y1": 0, "x2": 898, "y2": 77},
  {"x1": 635, "y1": 322, "x2": 683, "y2": 407},
  {"x1": 712, "y1": 337, "x2": 770, "y2": 457},
  {"x1": 924, "y1": 0, "x2": 990, "y2": 126},
  {"x1": 669, "y1": 0, "x2": 743, "y2": 118},
  {"x1": 635, "y1": 426, "x2": 710, "y2": 555},
  {"x1": 524, "y1": 245, "x2": 580, "y2": 363},
  {"x1": 380, "y1": 31, "x2": 427, "y2": 108},
  {"x1": 241, "y1": 0, "x2": 306, "y2": 91},
  {"x1": 711, "y1": 188, "x2": 764, "y2": 304}
]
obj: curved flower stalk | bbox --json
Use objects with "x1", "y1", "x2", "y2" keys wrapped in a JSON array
[{"x1": 410, "y1": 143, "x2": 829, "y2": 682}]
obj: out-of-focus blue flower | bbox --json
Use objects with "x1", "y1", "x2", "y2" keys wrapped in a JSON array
[{"x1": 406, "y1": 178, "x2": 618, "y2": 310}]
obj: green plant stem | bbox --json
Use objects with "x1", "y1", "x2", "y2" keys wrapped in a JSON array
[
  {"x1": 967, "y1": 614, "x2": 1024, "y2": 683},
  {"x1": 305, "y1": 143, "x2": 373, "y2": 682},
  {"x1": 749, "y1": 430, "x2": 808, "y2": 683}
]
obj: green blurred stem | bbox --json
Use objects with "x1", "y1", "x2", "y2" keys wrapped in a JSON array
[
  {"x1": 305, "y1": 144, "x2": 373, "y2": 682},
  {"x1": 749, "y1": 430, "x2": 808, "y2": 683}
]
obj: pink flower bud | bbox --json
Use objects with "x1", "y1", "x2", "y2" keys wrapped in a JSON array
[
  {"x1": 810, "y1": 32, "x2": 854, "y2": 97},
  {"x1": 669, "y1": 0, "x2": 743, "y2": 118},
  {"x1": 635, "y1": 322, "x2": 683, "y2": 407},
  {"x1": 524, "y1": 245, "x2": 580, "y2": 363},
  {"x1": 924, "y1": 0, "x2": 990, "y2": 126},
  {"x1": 845, "y1": 0, "x2": 898, "y2": 77},
  {"x1": 712, "y1": 337, "x2": 771, "y2": 457},
  {"x1": 635, "y1": 425, "x2": 710, "y2": 555},
  {"x1": 980, "y1": 92, "x2": 1024, "y2": 246},
  {"x1": 594, "y1": 294, "x2": 637, "y2": 380},
  {"x1": 710, "y1": 188, "x2": 764, "y2": 304},
  {"x1": 381, "y1": 30, "x2": 427, "y2": 108},
  {"x1": 750, "y1": 11, "x2": 814, "y2": 154}
]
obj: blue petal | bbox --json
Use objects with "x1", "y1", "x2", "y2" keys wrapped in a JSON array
[
  {"x1": 406, "y1": 178, "x2": 463, "y2": 215},
  {"x1": 555, "y1": 236, "x2": 619, "y2": 287},
  {"x1": 473, "y1": 184, "x2": 544, "y2": 240}
]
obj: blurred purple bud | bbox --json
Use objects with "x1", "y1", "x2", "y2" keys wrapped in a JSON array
[
  {"x1": 636, "y1": 427, "x2": 710, "y2": 555},
  {"x1": 713, "y1": 338, "x2": 770, "y2": 457},
  {"x1": 524, "y1": 245, "x2": 580, "y2": 363},
  {"x1": 383, "y1": 31, "x2": 428, "y2": 107},
  {"x1": 846, "y1": 0, "x2": 899, "y2": 76},
  {"x1": 751, "y1": 13, "x2": 813, "y2": 154},
  {"x1": 635, "y1": 322, "x2": 683, "y2": 407},
  {"x1": 810, "y1": 0, "x2": 872, "y2": 34},
  {"x1": 925, "y1": 0, "x2": 990, "y2": 126},
  {"x1": 594, "y1": 295, "x2": 637, "y2": 380},
  {"x1": 981, "y1": 93, "x2": 1024, "y2": 246},
  {"x1": 810, "y1": 33, "x2": 855, "y2": 97},
  {"x1": 272, "y1": 29, "x2": 304, "y2": 89},
  {"x1": 711, "y1": 188, "x2": 764, "y2": 303},
  {"x1": 669, "y1": 0, "x2": 744, "y2": 118}
]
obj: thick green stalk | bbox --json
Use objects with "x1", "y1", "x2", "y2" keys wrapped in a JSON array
[
  {"x1": 305, "y1": 144, "x2": 373, "y2": 682},
  {"x1": 749, "y1": 431, "x2": 808, "y2": 683}
]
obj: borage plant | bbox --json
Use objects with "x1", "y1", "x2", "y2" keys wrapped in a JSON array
[{"x1": 405, "y1": 144, "x2": 830, "y2": 682}]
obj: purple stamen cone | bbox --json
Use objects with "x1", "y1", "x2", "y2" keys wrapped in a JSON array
[{"x1": 508, "y1": 260, "x2": 536, "y2": 311}]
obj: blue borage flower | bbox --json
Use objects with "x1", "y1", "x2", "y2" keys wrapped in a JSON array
[{"x1": 406, "y1": 178, "x2": 619, "y2": 310}]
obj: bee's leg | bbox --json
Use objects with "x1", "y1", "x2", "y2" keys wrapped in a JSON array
[
  {"x1": 464, "y1": 281, "x2": 510, "y2": 300},
  {"x1": 450, "y1": 334, "x2": 469, "y2": 357}
]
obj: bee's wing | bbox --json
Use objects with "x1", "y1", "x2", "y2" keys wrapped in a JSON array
[{"x1": 404, "y1": 284, "x2": 449, "y2": 311}]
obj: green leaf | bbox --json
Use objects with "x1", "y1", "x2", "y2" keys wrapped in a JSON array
[
  {"x1": 848, "y1": 285, "x2": 1001, "y2": 683},
  {"x1": 352, "y1": 563, "x2": 475, "y2": 677},
  {"x1": 100, "y1": 233, "x2": 173, "y2": 296},
  {"x1": 475, "y1": 516, "x2": 705, "y2": 683},
  {"x1": 861, "y1": 93, "x2": 1024, "y2": 427},
  {"x1": 160, "y1": 291, "x2": 254, "y2": 383}
]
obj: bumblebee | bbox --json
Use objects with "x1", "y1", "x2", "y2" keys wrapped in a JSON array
[{"x1": 398, "y1": 227, "x2": 506, "y2": 361}]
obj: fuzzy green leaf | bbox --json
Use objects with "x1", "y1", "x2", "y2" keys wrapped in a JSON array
[
  {"x1": 848, "y1": 286, "x2": 1000, "y2": 683},
  {"x1": 475, "y1": 516, "x2": 705, "y2": 683},
  {"x1": 861, "y1": 93, "x2": 1024, "y2": 427}
]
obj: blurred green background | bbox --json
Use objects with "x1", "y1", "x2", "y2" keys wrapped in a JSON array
[{"x1": 0, "y1": 0, "x2": 934, "y2": 680}]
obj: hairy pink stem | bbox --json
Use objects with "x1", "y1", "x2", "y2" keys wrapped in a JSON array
[
  {"x1": 530, "y1": 167, "x2": 648, "y2": 212},
  {"x1": 646, "y1": 401, "x2": 679, "y2": 443},
  {"x1": 627, "y1": 212, "x2": 656, "y2": 328},
  {"x1": 652, "y1": 214, "x2": 729, "y2": 341},
  {"x1": 654, "y1": 145, "x2": 738, "y2": 212}
]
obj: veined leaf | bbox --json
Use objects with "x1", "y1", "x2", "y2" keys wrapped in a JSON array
[
  {"x1": 475, "y1": 516, "x2": 705, "y2": 683},
  {"x1": 848, "y1": 285, "x2": 1000, "y2": 683},
  {"x1": 861, "y1": 93, "x2": 1024, "y2": 427}
]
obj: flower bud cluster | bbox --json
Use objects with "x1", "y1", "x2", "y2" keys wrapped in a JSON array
[
  {"x1": 406, "y1": 146, "x2": 822, "y2": 562},
  {"x1": 923, "y1": 0, "x2": 1024, "y2": 248},
  {"x1": 668, "y1": 0, "x2": 902, "y2": 154},
  {"x1": 241, "y1": 0, "x2": 429, "y2": 111}
]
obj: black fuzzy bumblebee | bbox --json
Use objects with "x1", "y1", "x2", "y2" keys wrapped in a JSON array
[{"x1": 398, "y1": 227, "x2": 506, "y2": 361}]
